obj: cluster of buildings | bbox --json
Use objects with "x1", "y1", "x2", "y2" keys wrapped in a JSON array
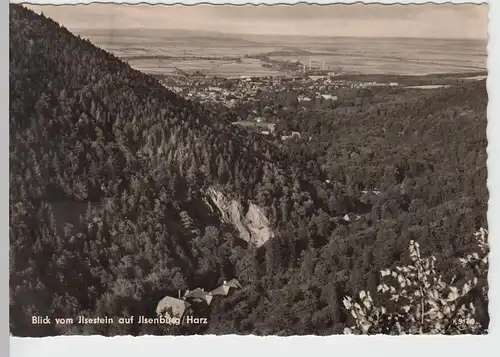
[
  {"x1": 160, "y1": 73, "x2": 390, "y2": 111},
  {"x1": 155, "y1": 279, "x2": 243, "y2": 324},
  {"x1": 158, "y1": 70, "x2": 397, "y2": 143}
]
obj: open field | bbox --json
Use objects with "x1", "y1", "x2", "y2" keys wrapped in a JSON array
[
  {"x1": 77, "y1": 29, "x2": 486, "y2": 77},
  {"x1": 129, "y1": 58, "x2": 285, "y2": 77},
  {"x1": 403, "y1": 84, "x2": 452, "y2": 89}
]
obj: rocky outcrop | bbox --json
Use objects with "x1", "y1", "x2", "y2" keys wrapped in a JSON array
[{"x1": 205, "y1": 187, "x2": 273, "y2": 247}]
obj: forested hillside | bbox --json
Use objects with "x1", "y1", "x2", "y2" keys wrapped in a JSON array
[{"x1": 9, "y1": 4, "x2": 488, "y2": 336}]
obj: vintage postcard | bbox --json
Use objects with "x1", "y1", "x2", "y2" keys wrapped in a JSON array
[{"x1": 8, "y1": 0, "x2": 489, "y2": 339}]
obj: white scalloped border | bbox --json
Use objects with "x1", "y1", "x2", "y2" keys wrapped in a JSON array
[{"x1": 5, "y1": 1, "x2": 497, "y2": 357}]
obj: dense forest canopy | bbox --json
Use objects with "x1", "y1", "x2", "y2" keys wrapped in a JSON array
[{"x1": 9, "y1": 4, "x2": 488, "y2": 336}]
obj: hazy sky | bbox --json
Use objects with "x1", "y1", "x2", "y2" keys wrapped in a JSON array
[{"x1": 24, "y1": 3, "x2": 488, "y2": 39}]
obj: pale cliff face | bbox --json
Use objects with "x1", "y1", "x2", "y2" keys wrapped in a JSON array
[
  {"x1": 207, "y1": 187, "x2": 273, "y2": 247},
  {"x1": 23, "y1": 3, "x2": 488, "y2": 40}
]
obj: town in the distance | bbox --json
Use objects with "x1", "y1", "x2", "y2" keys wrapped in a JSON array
[{"x1": 154, "y1": 62, "x2": 486, "y2": 143}]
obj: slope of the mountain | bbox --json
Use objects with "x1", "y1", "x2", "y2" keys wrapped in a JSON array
[
  {"x1": 9, "y1": 4, "x2": 488, "y2": 337},
  {"x1": 8, "y1": 4, "x2": 339, "y2": 336},
  {"x1": 10, "y1": 5, "x2": 192, "y2": 335}
]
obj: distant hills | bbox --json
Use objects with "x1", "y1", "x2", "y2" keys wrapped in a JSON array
[{"x1": 22, "y1": 2, "x2": 488, "y2": 40}]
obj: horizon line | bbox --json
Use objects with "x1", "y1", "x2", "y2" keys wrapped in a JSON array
[{"x1": 72, "y1": 28, "x2": 488, "y2": 41}]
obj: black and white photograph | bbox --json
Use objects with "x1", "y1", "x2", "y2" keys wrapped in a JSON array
[{"x1": 9, "y1": 1, "x2": 489, "y2": 337}]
